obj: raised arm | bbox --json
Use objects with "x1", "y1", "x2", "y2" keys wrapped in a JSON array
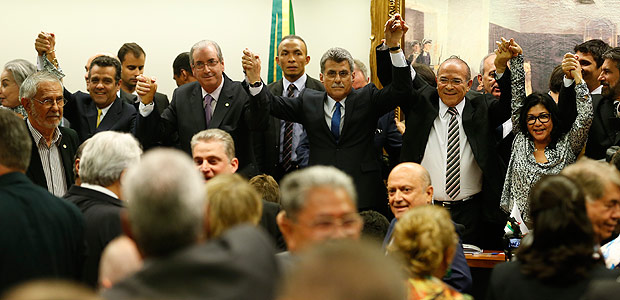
[
  {"x1": 495, "y1": 38, "x2": 525, "y2": 134},
  {"x1": 563, "y1": 53, "x2": 594, "y2": 154}
]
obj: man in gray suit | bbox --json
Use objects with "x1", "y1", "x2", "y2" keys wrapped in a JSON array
[
  {"x1": 103, "y1": 149, "x2": 278, "y2": 300},
  {"x1": 253, "y1": 35, "x2": 324, "y2": 180}
]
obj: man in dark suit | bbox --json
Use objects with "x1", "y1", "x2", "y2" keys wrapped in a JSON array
[
  {"x1": 559, "y1": 40, "x2": 613, "y2": 160},
  {"x1": 135, "y1": 40, "x2": 264, "y2": 178},
  {"x1": 172, "y1": 52, "x2": 197, "y2": 87},
  {"x1": 191, "y1": 129, "x2": 285, "y2": 250},
  {"x1": 63, "y1": 131, "x2": 142, "y2": 288},
  {"x1": 376, "y1": 45, "x2": 512, "y2": 248},
  {"x1": 254, "y1": 35, "x2": 324, "y2": 180},
  {"x1": 19, "y1": 71, "x2": 79, "y2": 197},
  {"x1": 383, "y1": 162, "x2": 472, "y2": 293},
  {"x1": 0, "y1": 109, "x2": 85, "y2": 294},
  {"x1": 242, "y1": 15, "x2": 411, "y2": 211},
  {"x1": 35, "y1": 33, "x2": 137, "y2": 144},
  {"x1": 104, "y1": 149, "x2": 278, "y2": 300},
  {"x1": 117, "y1": 43, "x2": 169, "y2": 115}
]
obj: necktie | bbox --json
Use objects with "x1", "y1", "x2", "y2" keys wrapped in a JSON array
[
  {"x1": 331, "y1": 102, "x2": 342, "y2": 141},
  {"x1": 446, "y1": 107, "x2": 460, "y2": 200},
  {"x1": 96, "y1": 108, "x2": 102, "y2": 128},
  {"x1": 282, "y1": 85, "x2": 297, "y2": 171},
  {"x1": 204, "y1": 94, "x2": 213, "y2": 127}
]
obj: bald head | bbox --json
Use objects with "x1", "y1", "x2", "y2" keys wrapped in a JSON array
[{"x1": 387, "y1": 163, "x2": 433, "y2": 219}]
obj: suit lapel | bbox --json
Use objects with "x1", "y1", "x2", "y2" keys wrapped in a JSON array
[
  {"x1": 189, "y1": 83, "x2": 208, "y2": 129},
  {"x1": 210, "y1": 74, "x2": 233, "y2": 128},
  {"x1": 339, "y1": 92, "x2": 357, "y2": 141},
  {"x1": 58, "y1": 127, "x2": 75, "y2": 188},
  {"x1": 84, "y1": 100, "x2": 98, "y2": 134},
  {"x1": 96, "y1": 98, "x2": 122, "y2": 131},
  {"x1": 461, "y1": 97, "x2": 477, "y2": 154},
  {"x1": 26, "y1": 129, "x2": 46, "y2": 188}
]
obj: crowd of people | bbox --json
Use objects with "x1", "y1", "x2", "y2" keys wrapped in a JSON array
[{"x1": 2, "y1": 13, "x2": 620, "y2": 300}]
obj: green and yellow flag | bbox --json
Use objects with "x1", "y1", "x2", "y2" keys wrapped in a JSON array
[{"x1": 268, "y1": 0, "x2": 295, "y2": 84}]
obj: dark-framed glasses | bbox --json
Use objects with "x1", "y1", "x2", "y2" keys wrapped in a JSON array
[
  {"x1": 32, "y1": 97, "x2": 65, "y2": 108},
  {"x1": 526, "y1": 113, "x2": 550, "y2": 125}
]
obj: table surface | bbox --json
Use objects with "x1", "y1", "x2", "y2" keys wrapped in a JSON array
[{"x1": 464, "y1": 250, "x2": 506, "y2": 268}]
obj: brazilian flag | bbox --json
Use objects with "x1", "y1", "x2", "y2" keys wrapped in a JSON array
[{"x1": 268, "y1": 0, "x2": 295, "y2": 84}]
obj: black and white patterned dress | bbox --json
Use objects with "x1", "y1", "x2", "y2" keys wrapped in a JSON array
[{"x1": 499, "y1": 55, "x2": 593, "y2": 222}]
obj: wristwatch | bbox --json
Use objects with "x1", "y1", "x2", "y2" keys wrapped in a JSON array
[{"x1": 249, "y1": 81, "x2": 262, "y2": 88}]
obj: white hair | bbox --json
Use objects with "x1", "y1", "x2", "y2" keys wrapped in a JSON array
[
  {"x1": 280, "y1": 165, "x2": 357, "y2": 220},
  {"x1": 79, "y1": 131, "x2": 142, "y2": 187},
  {"x1": 121, "y1": 149, "x2": 206, "y2": 257}
]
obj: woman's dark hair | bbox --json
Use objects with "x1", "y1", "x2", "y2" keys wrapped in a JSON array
[
  {"x1": 519, "y1": 93, "x2": 563, "y2": 148},
  {"x1": 517, "y1": 175, "x2": 597, "y2": 283}
]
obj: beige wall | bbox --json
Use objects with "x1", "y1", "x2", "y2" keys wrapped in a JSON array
[{"x1": 0, "y1": 0, "x2": 371, "y2": 98}]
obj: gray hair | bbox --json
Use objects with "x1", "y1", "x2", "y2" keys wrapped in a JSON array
[
  {"x1": 561, "y1": 158, "x2": 620, "y2": 202},
  {"x1": 79, "y1": 131, "x2": 142, "y2": 187},
  {"x1": 478, "y1": 52, "x2": 496, "y2": 75},
  {"x1": 0, "y1": 109, "x2": 31, "y2": 171},
  {"x1": 320, "y1": 47, "x2": 355, "y2": 74},
  {"x1": 280, "y1": 165, "x2": 357, "y2": 220},
  {"x1": 190, "y1": 129, "x2": 235, "y2": 161},
  {"x1": 4, "y1": 59, "x2": 36, "y2": 87},
  {"x1": 19, "y1": 71, "x2": 63, "y2": 100},
  {"x1": 189, "y1": 40, "x2": 223, "y2": 66},
  {"x1": 122, "y1": 149, "x2": 206, "y2": 257},
  {"x1": 353, "y1": 59, "x2": 368, "y2": 79}
]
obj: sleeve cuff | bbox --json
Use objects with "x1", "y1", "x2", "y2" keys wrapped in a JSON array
[
  {"x1": 563, "y1": 76, "x2": 575, "y2": 87},
  {"x1": 139, "y1": 101, "x2": 154, "y2": 116},
  {"x1": 390, "y1": 51, "x2": 407, "y2": 67}
]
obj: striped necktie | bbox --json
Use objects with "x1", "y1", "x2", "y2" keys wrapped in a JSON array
[
  {"x1": 446, "y1": 107, "x2": 460, "y2": 200},
  {"x1": 282, "y1": 84, "x2": 297, "y2": 171}
]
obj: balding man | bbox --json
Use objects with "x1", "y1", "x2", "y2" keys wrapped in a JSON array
[
  {"x1": 377, "y1": 42, "x2": 513, "y2": 249},
  {"x1": 103, "y1": 149, "x2": 278, "y2": 300},
  {"x1": 384, "y1": 162, "x2": 472, "y2": 293}
]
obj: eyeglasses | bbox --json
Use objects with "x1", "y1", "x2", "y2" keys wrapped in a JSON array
[
  {"x1": 438, "y1": 77, "x2": 464, "y2": 86},
  {"x1": 325, "y1": 70, "x2": 350, "y2": 79},
  {"x1": 526, "y1": 113, "x2": 551, "y2": 125},
  {"x1": 193, "y1": 59, "x2": 220, "y2": 70},
  {"x1": 296, "y1": 213, "x2": 362, "y2": 233},
  {"x1": 32, "y1": 97, "x2": 65, "y2": 108}
]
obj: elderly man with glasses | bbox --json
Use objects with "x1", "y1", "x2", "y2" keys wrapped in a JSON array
[{"x1": 20, "y1": 71, "x2": 79, "y2": 197}]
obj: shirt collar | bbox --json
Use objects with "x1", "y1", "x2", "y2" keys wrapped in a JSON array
[
  {"x1": 201, "y1": 78, "x2": 225, "y2": 102},
  {"x1": 283, "y1": 73, "x2": 308, "y2": 93},
  {"x1": 81, "y1": 183, "x2": 120, "y2": 199},
  {"x1": 438, "y1": 97, "x2": 465, "y2": 118},
  {"x1": 26, "y1": 118, "x2": 62, "y2": 146},
  {"x1": 326, "y1": 95, "x2": 346, "y2": 111},
  {"x1": 591, "y1": 84, "x2": 602, "y2": 95}
]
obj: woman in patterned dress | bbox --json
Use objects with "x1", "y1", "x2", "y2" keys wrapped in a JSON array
[
  {"x1": 388, "y1": 205, "x2": 472, "y2": 300},
  {"x1": 498, "y1": 38, "x2": 593, "y2": 223}
]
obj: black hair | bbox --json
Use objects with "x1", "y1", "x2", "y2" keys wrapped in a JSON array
[
  {"x1": 574, "y1": 39, "x2": 612, "y2": 68},
  {"x1": 89, "y1": 55, "x2": 122, "y2": 82},
  {"x1": 173, "y1": 52, "x2": 192, "y2": 76},
  {"x1": 518, "y1": 93, "x2": 562, "y2": 148},
  {"x1": 118, "y1": 42, "x2": 145, "y2": 63}
]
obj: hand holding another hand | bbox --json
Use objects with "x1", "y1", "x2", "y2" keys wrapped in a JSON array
[{"x1": 136, "y1": 75, "x2": 158, "y2": 105}]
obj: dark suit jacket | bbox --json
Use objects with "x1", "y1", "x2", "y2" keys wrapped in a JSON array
[
  {"x1": 248, "y1": 64, "x2": 413, "y2": 209},
  {"x1": 383, "y1": 218, "x2": 472, "y2": 293},
  {"x1": 63, "y1": 89, "x2": 137, "y2": 143},
  {"x1": 26, "y1": 124, "x2": 79, "y2": 191},
  {"x1": 376, "y1": 48, "x2": 511, "y2": 222},
  {"x1": 63, "y1": 185, "x2": 123, "y2": 288},
  {"x1": 120, "y1": 89, "x2": 169, "y2": 115},
  {"x1": 486, "y1": 261, "x2": 620, "y2": 300},
  {"x1": 558, "y1": 84, "x2": 615, "y2": 160},
  {"x1": 259, "y1": 200, "x2": 286, "y2": 251},
  {"x1": 102, "y1": 225, "x2": 279, "y2": 300},
  {"x1": 135, "y1": 74, "x2": 265, "y2": 177},
  {"x1": 0, "y1": 172, "x2": 85, "y2": 293},
  {"x1": 253, "y1": 76, "x2": 324, "y2": 175}
]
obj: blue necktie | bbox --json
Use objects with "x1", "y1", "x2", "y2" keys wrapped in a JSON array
[{"x1": 331, "y1": 102, "x2": 342, "y2": 140}]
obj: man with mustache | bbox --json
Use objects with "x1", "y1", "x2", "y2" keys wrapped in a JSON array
[
  {"x1": 20, "y1": 71, "x2": 79, "y2": 197},
  {"x1": 241, "y1": 15, "x2": 411, "y2": 213},
  {"x1": 558, "y1": 39, "x2": 612, "y2": 159},
  {"x1": 135, "y1": 40, "x2": 263, "y2": 178}
]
